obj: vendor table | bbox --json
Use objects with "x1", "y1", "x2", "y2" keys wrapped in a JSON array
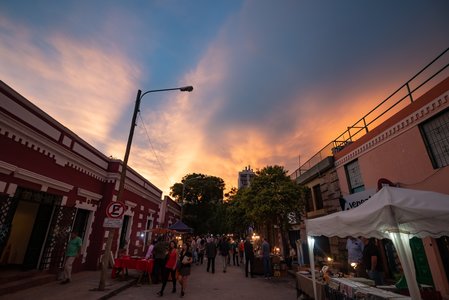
[
  {"x1": 295, "y1": 272, "x2": 326, "y2": 300},
  {"x1": 328, "y1": 277, "x2": 410, "y2": 300},
  {"x1": 112, "y1": 257, "x2": 154, "y2": 283}
]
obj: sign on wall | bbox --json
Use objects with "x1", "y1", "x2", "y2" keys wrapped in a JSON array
[
  {"x1": 106, "y1": 202, "x2": 125, "y2": 219},
  {"x1": 340, "y1": 188, "x2": 376, "y2": 210}
]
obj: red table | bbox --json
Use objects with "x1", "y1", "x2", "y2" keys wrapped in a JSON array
[{"x1": 112, "y1": 257, "x2": 154, "y2": 280}]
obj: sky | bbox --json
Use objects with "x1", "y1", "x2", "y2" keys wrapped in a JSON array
[{"x1": 1, "y1": 0, "x2": 449, "y2": 197}]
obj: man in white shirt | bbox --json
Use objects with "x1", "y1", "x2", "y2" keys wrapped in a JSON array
[
  {"x1": 346, "y1": 237, "x2": 364, "y2": 276},
  {"x1": 145, "y1": 240, "x2": 155, "y2": 259}
]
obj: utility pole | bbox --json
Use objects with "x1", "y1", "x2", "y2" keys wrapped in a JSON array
[{"x1": 97, "y1": 86, "x2": 193, "y2": 290}]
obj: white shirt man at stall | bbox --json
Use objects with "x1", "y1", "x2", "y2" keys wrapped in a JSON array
[{"x1": 346, "y1": 237, "x2": 364, "y2": 277}]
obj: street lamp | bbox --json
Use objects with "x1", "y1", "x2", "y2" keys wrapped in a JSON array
[
  {"x1": 99, "y1": 85, "x2": 193, "y2": 291},
  {"x1": 116, "y1": 86, "x2": 194, "y2": 203},
  {"x1": 180, "y1": 175, "x2": 202, "y2": 222}
]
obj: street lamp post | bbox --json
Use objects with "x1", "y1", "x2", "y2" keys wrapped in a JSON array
[
  {"x1": 180, "y1": 175, "x2": 202, "y2": 222},
  {"x1": 98, "y1": 85, "x2": 193, "y2": 291}
]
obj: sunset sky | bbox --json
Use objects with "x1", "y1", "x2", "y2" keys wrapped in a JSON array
[{"x1": 1, "y1": 0, "x2": 448, "y2": 196}]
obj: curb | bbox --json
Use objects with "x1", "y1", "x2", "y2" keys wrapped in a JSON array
[{"x1": 98, "y1": 278, "x2": 137, "y2": 300}]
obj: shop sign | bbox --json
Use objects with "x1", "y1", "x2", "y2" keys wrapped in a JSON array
[
  {"x1": 341, "y1": 188, "x2": 376, "y2": 210},
  {"x1": 103, "y1": 218, "x2": 123, "y2": 228}
]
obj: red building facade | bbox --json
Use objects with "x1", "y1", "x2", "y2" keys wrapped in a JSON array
[{"x1": 0, "y1": 81, "x2": 178, "y2": 273}]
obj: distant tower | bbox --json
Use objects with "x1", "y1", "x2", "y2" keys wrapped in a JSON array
[{"x1": 238, "y1": 165, "x2": 255, "y2": 189}]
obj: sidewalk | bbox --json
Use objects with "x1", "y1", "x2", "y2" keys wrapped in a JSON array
[{"x1": 5, "y1": 270, "x2": 138, "y2": 300}]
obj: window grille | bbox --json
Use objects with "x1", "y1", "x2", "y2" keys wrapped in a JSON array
[
  {"x1": 421, "y1": 108, "x2": 449, "y2": 168},
  {"x1": 345, "y1": 159, "x2": 365, "y2": 194}
]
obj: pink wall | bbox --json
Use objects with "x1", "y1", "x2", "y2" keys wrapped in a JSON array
[
  {"x1": 359, "y1": 126, "x2": 449, "y2": 194},
  {"x1": 336, "y1": 76, "x2": 449, "y2": 195}
]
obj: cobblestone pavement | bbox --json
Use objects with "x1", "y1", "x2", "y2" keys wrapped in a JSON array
[
  {"x1": 5, "y1": 260, "x2": 296, "y2": 300},
  {"x1": 113, "y1": 260, "x2": 297, "y2": 300}
]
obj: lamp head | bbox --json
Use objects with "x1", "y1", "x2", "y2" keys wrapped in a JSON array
[{"x1": 180, "y1": 86, "x2": 193, "y2": 92}]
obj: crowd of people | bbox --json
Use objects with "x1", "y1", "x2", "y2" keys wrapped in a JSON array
[{"x1": 144, "y1": 234, "x2": 278, "y2": 297}]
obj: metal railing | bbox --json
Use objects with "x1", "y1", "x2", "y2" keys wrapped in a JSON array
[{"x1": 291, "y1": 47, "x2": 449, "y2": 179}]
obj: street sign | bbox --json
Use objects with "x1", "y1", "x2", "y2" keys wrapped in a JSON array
[
  {"x1": 103, "y1": 218, "x2": 123, "y2": 228},
  {"x1": 106, "y1": 201, "x2": 125, "y2": 219}
]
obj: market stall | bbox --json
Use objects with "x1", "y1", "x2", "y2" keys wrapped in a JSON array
[
  {"x1": 112, "y1": 256, "x2": 154, "y2": 284},
  {"x1": 168, "y1": 220, "x2": 193, "y2": 233},
  {"x1": 305, "y1": 186, "x2": 449, "y2": 300}
]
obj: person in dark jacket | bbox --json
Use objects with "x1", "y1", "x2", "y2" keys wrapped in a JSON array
[
  {"x1": 244, "y1": 236, "x2": 255, "y2": 278},
  {"x1": 205, "y1": 236, "x2": 217, "y2": 273},
  {"x1": 218, "y1": 236, "x2": 230, "y2": 273},
  {"x1": 361, "y1": 237, "x2": 384, "y2": 285},
  {"x1": 152, "y1": 237, "x2": 168, "y2": 284}
]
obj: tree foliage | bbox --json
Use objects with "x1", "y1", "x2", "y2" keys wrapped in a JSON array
[
  {"x1": 226, "y1": 165, "x2": 306, "y2": 256},
  {"x1": 170, "y1": 173, "x2": 225, "y2": 234},
  {"x1": 169, "y1": 166, "x2": 306, "y2": 240},
  {"x1": 240, "y1": 165, "x2": 304, "y2": 230}
]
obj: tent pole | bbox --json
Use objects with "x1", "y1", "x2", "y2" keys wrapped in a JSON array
[
  {"x1": 389, "y1": 232, "x2": 421, "y2": 300},
  {"x1": 307, "y1": 236, "x2": 318, "y2": 300}
]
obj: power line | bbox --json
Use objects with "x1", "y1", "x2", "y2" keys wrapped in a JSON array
[{"x1": 137, "y1": 112, "x2": 171, "y2": 185}]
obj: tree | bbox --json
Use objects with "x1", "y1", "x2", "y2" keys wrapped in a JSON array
[
  {"x1": 237, "y1": 165, "x2": 305, "y2": 256},
  {"x1": 170, "y1": 173, "x2": 225, "y2": 234},
  {"x1": 224, "y1": 187, "x2": 251, "y2": 236}
]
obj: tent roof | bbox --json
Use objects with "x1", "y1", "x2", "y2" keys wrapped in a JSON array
[
  {"x1": 142, "y1": 228, "x2": 176, "y2": 234},
  {"x1": 168, "y1": 220, "x2": 193, "y2": 233},
  {"x1": 306, "y1": 186, "x2": 449, "y2": 239}
]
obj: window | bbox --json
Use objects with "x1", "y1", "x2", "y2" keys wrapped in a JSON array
[
  {"x1": 144, "y1": 219, "x2": 152, "y2": 246},
  {"x1": 305, "y1": 188, "x2": 314, "y2": 213},
  {"x1": 312, "y1": 184, "x2": 324, "y2": 210},
  {"x1": 345, "y1": 159, "x2": 365, "y2": 194},
  {"x1": 421, "y1": 108, "x2": 449, "y2": 168},
  {"x1": 72, "y1": 209, "x2": 90, "y2": 240},
  {"x1": 119, "y1": 215, "x2": 131, "y2": 249}
]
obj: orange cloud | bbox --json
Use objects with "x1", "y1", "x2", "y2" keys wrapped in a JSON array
[{"x1": 0, "y1": 16, "x2": 139, "y2": 155}]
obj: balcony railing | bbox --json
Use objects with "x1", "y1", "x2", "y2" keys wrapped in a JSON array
[{"x1": 291, "y1": 47, "x2": 449, "y2": 180}]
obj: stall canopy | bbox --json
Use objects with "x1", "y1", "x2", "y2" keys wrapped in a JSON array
[
  {"x1": 168, "y1": 220, "x2": 193, "y2": 233},
  {"x1": 144, "y1": 228, "x2": 176, "y2": 235},
  {"x1": 305, "y1": 186, "x2": 449, "y2": 300}
]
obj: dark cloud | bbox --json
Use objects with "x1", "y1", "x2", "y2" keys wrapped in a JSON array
[{"x1": 201, "y1": 0, "x2": 449, "y2": 147}]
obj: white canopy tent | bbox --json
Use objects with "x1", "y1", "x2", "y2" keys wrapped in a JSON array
[{"x1": 305, "y1": 186, "x2": 449, "y2": 300}]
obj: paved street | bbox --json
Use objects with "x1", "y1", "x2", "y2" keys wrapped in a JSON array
[
  {"x1": 5, "y1": 260, "x2": 296, "y2": 300},
  {"x1": 113, "y1": 261, "x2": 296, "y2": 300}
]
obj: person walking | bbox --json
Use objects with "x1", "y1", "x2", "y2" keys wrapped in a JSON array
[
  {"x1": 218, "y1": 236, "x2": 230, "y2": 273},
  {"x1": 191, "y1": 238, "x2": 198, "y2": 264},
  {"x1": 262, "y1": 238, "x2": 271, "y2": 279},
  {"x1": 238, "y1": 239, "x2": 245, "y2": 264},
  {"x1": 178, "y1": 242, "x2": 192, "y2": 298},
  {"x1": 60, "y1": 231, "x2": 82, "y2": 284},
  {"x1": 231, "y1": 239, "x2": 239, "y2": 266},
  {"x1": 197, "y1": 237, "x2": 205, "y2": 265},
  {"x1": 157, "y1": 241, "x2": 178, "y2": 297},
  {"x1": 205, "y1": 236, "x2": 217, "y2": 273},
  {"x1": 152, "y1": 237, "x2": 168, "y2": 284},
  {"x1": 244, "y1": 236, "x2": 255, "y2": 278}
]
